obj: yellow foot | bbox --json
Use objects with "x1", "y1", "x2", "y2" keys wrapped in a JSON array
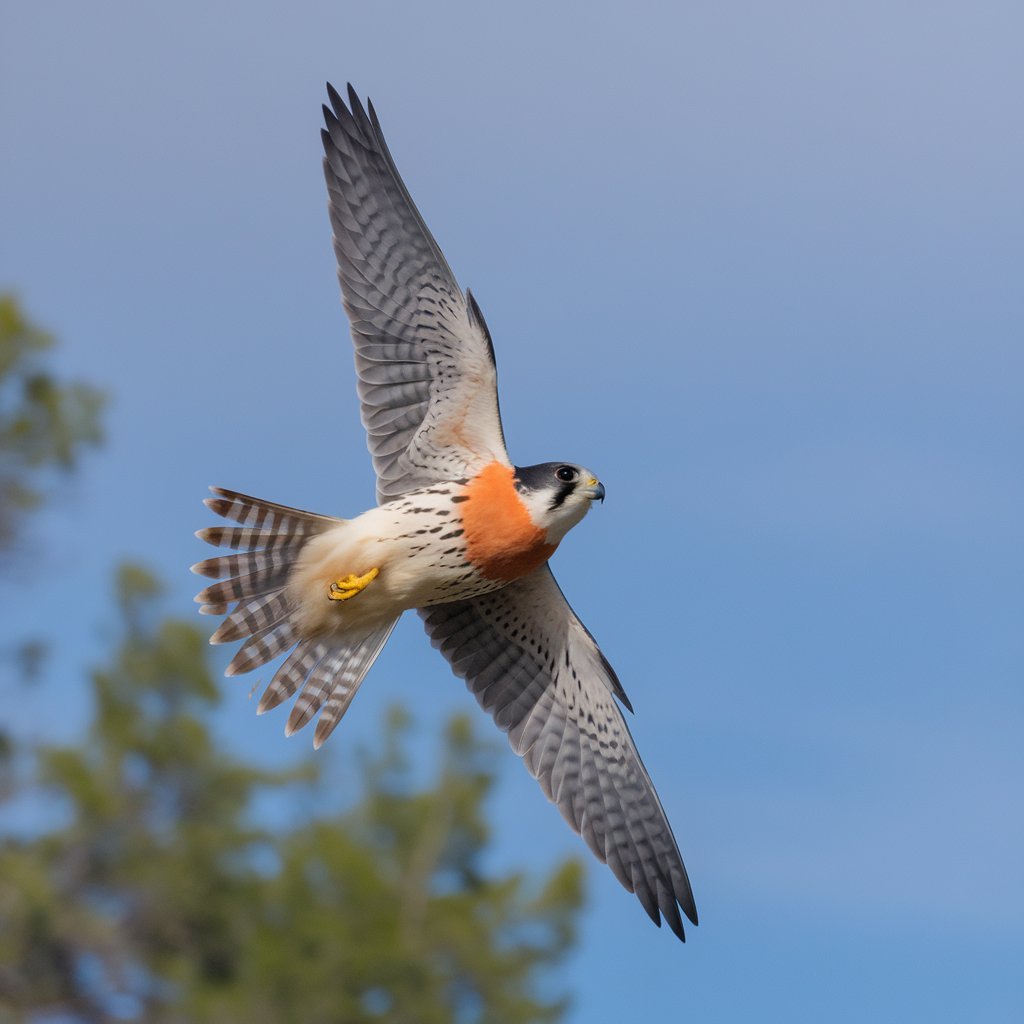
[{"x1": 327, "y1": 566, "x2": 380, "y2": 602}]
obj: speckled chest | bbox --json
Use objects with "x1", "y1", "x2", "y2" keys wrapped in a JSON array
[{"x1": 378, "y1": 463, "x2": 556, "y2": 604}]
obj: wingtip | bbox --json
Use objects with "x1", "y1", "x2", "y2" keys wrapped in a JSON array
[
  {"x1": 465, "y1": 288, "x2": 496, "y2": 367},
  {"x1": 662, "y1": 899, "x2": 687, "y2": 942},
  {"x1": 673, "y1": 867, "x2": 699, "y2": 927},
  {"x1": 325, "y1": 80, "x2": 344, "y2": 111},
  {"x1": 656, "y1": 906, "x2": 687, "y2": 942}
]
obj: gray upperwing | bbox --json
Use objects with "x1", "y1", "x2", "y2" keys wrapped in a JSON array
[
  {"x1": 419, "y1": 565, "x2": 697, "y2": 940},
  {"x1": 322, "y1": 84, "x2": 509, "y2": 502}
]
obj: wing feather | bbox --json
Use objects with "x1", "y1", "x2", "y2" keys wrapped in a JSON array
[
  {"x1": 420, "y1": 566, "x2": 697, "y2": 940},
  {"x1": 322, "y1": 84, "x2": 509, "y2": 501}
]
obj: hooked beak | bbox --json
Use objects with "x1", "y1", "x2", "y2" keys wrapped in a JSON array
[{"x1": 585, "y1": 478, "x2": 605, "y2": 504}]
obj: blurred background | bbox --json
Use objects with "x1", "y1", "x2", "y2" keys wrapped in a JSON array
[{"x1": 2, "y1": 1, "x2": 1021, "y2": 1020}]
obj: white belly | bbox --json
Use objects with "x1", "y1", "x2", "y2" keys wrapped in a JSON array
[{"x1": 285, "y1": 501, "x2": 498, "y2": 642}]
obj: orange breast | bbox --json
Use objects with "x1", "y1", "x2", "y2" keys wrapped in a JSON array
[{"x1": 460, "y1": 462, "x2": 557, "y2": 583}]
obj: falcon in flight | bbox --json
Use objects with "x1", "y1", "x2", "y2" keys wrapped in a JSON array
[{"x1": 194, "y1": 84, "x2": 698, "y2": 940}]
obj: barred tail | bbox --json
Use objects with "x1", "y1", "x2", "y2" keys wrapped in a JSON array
[{"x1": 192, "y1": 487, "x2": 395, "y2": 747}]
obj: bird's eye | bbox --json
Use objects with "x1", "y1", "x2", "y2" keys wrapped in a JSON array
[{"x1": 555, "y1": 466, "x2": 579, "y2": 483}]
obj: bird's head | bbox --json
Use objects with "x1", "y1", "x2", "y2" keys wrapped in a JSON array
[{"x1": 514, "y1": 462, "x2": 605, "y2": 544}]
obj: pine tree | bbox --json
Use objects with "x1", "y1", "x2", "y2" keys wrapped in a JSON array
[{"x1": 0, "y1": 566, "x2": 584, "y2": 1023}]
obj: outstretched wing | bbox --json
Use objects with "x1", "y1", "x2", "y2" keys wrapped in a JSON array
[
  {"x1": 420, "y1": 567, "x2": 698, "y2": 940},
  {"x1": 322, "y1": 83, "x2": 509, "y2": 502}
]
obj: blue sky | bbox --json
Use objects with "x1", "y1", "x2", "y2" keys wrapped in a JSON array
[{"x1": 2, "y1": 1, "x2": 1022, "y2": 1020}]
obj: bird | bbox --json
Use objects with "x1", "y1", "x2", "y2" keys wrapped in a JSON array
[{"x1": 193, "y1": 82, "x2": 698, "y2": 941}]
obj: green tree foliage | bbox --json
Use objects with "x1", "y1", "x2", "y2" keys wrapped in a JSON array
[
  {"x1": 0, "y1": 293, "x2": 104, "y2": 554},
  {"x1": 0, "y1": 566, "x2": 584, "y2": 1023}
]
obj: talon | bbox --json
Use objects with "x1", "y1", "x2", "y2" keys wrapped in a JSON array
[{"x1": 327, "y1": 566, "x2": 380, "y2": 602}]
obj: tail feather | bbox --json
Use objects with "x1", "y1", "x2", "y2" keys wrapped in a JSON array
[
  {"x1": 204, "y1": 486, "x2": 338, "y2": 532},
  {"x1": 227, "y1": 622, "x2": 299, "y2": 676},
  {"x1": 313, "y1": 622, "x2": 396, "y2": 749},
  {"x1": 315, "y1": 692, "x2": 356, "y2": 749},
  {"x1": 286, "y1": 648, "x2": 346, "y2": 736},
  {"x1": 197, "y1": 525, "x2": 304, "y2": 550},
  {"x1": 258, "y1": 640, "x2": 326, "y2": 714},
  {"x1": 192, "y1": 550, "x2": 295, "y2": 581},
  {"x1": 196, "y1": 566, "x2": 292, "y2": 606},
  {"x1": 199, "y1": 601, "x2": 230, "y2": 616},
  {"x1": 285, "y1": 620, "x2": 398, "y2": 745},
  {"x1": 196, "y1": 487, "x2": 394, "y2": 746},
  {"x1": 211, "y1": 591, "x2": 291, "y2": 644}
]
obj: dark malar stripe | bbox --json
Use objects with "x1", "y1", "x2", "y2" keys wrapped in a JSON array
[{"x1": 549, "y1": 480, "x2": 575, "y2": 511}]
